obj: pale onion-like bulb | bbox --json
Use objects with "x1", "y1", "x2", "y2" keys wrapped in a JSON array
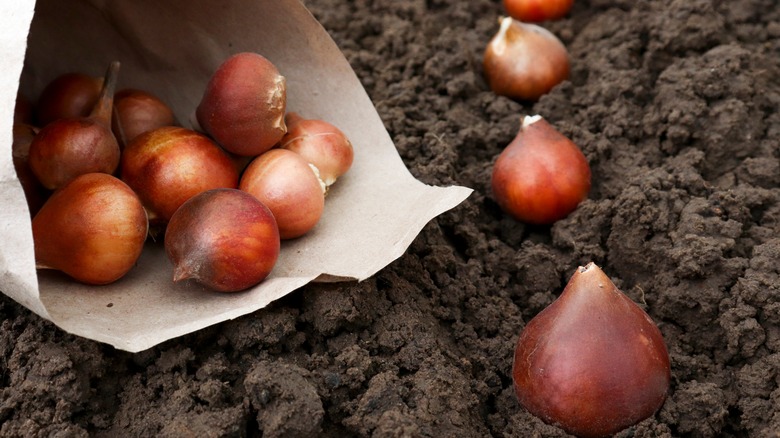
[
  {"x1": 239, "y1": 149, "x2": 325, "y2": 240},
  {"x1": 280, "y1": 112, "x2": 354, "y2": 188},
  {"x1": 483, "y1": 17, "x2": 570, "y2": 101}
]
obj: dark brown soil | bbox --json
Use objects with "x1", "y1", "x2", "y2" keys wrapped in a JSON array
[{"x1": 2, "y1": 0, "x2": 780, "y2": 436}]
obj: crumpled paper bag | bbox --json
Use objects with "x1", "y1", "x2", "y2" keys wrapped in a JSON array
[{"x1": 0, "y1": 0, "x2": 472, "y2": 352}]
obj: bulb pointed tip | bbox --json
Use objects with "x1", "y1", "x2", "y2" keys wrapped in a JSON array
[{"x1": 172, "y1": 263, "x2": 196, "y2": 283}]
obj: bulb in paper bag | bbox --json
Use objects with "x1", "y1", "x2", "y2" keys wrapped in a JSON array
[
  {"x1": 28, "y1": 61, "x2": 121, "y2": 190},
  {"x1": 12, "y1": 124, "x2": 48, "y2": 216},
  {"x1": 32, "y1": 173, "x2": 148, "y2": 285},
  {"x1": 196, "y1": 52, "x2": 287, "y2": 157},
  {"x1": 120, "y1": 126, "x2": 239, "y2": 228},
  {"x1": 165, "y1": 188, "x2": 280, "y2": 292},
  {"x1": 35, "y1": 72, "x2": 103, "y2": 126},
  {"x1": 112, "y1": 88, "x2": 176, "y2": 147},
  {"x1": 281, "y1": 112, "x2": 354, "y2": 188},
  {"x1": 240, "y1": 149, "x2": 325, "y2": 240}
]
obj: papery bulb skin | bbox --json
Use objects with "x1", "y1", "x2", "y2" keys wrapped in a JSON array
[
  {"x1": 504, "y1": 0, "x2": 574, "y2": 22},
  {"x1": 28, "y1": 61, "x2": 121, "y2": 190},
  {"x1": 112, "y1": 88, "x2": 176, "y2": 147},
  {"x1": 239, "y1": 149, "x2": 325, "y2": 240},
  {"x1": 32, "y1": 173, "x2": 148, "y2": 285},
  {"x1": 513, "y1": 263, "x2": 671, "y2": 438},
  {"x1": 491, "y1": 115, "x2": 590, "y2": 224},
  {"x1": 483, "y1": 17, "x2": 570, "y2": 102},
  {"x1": 165, "y1": 188, "x2": 280, "y2": 292},
  {"x1": 120, "y1": 126, "x2": 239, "y2": 226},
  {"x1": 280, "y1": 112, "x2": 354, "y2": 187},
  {"x1": 36, "y1": 72, "x2": 103, "y2": 126},
  {"x1": 196, "y1": 52, "x2": 287, "y2": 156}
]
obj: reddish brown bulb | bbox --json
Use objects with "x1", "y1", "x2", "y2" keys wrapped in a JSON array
[
  {"x1": 112, "y1": 88, "x2": 176, "y2": 147},
  {"x1": 196, "y1": 52, "x2": 287, "y2": 156},
  {"x1": 120, "y1": 126, "x2": 239, "y2": 227},
  {"x1": 35, "y1": 72, "x2": 103, "y2": 126},
  {"x1": 28, "y1": 61, "x2": 121, "y2": 190},
  {"x1": 239, "y1": 149, "x2": 325, "y2": 240},
  {"x1": 12, "y1": 124, "x2": 48, "y2": 215},
  {"x1": 503, "y1": 0, "x2": 574, "y2": 22},
  {"x1": 513, "y1": 263, "x2": 671, "y2": 438},
  {"x1": 165, "y1": 188, "x2": 280, "y2": 292},
  {"x1": 32, "y1": 173, "x2": 148, "y2": 285},
  {"x1": 491, "y1": 115, "x2": 590, "y2": 224}
]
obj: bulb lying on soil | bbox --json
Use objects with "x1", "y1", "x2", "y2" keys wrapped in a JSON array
[{"x1": 513, "y1": 262, "x2": 671, "y2": 438}]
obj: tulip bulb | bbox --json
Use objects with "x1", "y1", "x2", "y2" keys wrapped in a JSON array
[
  {"x1": 196, "y1": 52, "x2": 287, "y2": 156},
  {"x1": 491, "y1": 115, "x2": 590, "y2": 224},
  {"x1": 513, "y1": 262, "x2": 671, "y2": 438},
  {"x1": 120, "y1": 126, "x2": 239, "y2": 226},
  {"x1": 32, "y1": 173, "x2": 148, "y2": 285},
  {"x1": 239, "y1": 149, "x2": 325, "y2": 240},
  {"x1": 503, "y1": 0, "x2": 574, "y2": 22},
  {"x1": 112, "y1": 88, "x2": 176, "y2": 147},
  {"x1": 483, "y1": 17, "x2": 570, "y2": 101},
  {"x1": 12, "y1": 124, "x2": 47, "y2": 215},
  {"x1": 28, "y1": 61, "x2": 121, "y2": 190},
  {"x1": 280, "y1": 112, "x2": 354, "y2": 188},
  {"x1": 165, "y1": 188, "x2": 280, "y2": 292},
  {"x1": 35, "y1": 72, "x2": 103, "y2": 126}
]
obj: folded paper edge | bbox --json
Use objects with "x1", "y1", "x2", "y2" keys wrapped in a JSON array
[
  {"x1": 321, "y1": 184, "x2": 473, "y2": 282},
  {"x1": 0, "y1": 2, "x2": 43, "y2": 316},
  {"x1": 92, "y1": 184, "x2": 470, "y2": 353},
  {"x1": 87, "y1": 276, "x2": 316, "y2": 353}
]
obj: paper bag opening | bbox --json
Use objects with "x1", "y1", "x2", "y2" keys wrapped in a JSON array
[{"x1": 1, "y1": 0, "x2": 472, "y2": 352}]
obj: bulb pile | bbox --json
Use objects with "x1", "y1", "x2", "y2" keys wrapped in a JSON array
[{"x1": 16, "y1": 53, "x2": 354, "y2": 292}]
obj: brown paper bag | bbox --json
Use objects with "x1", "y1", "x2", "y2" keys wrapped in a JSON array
[{"x1": 1, "y1": 0, "x2": 472, "y2": 352}]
